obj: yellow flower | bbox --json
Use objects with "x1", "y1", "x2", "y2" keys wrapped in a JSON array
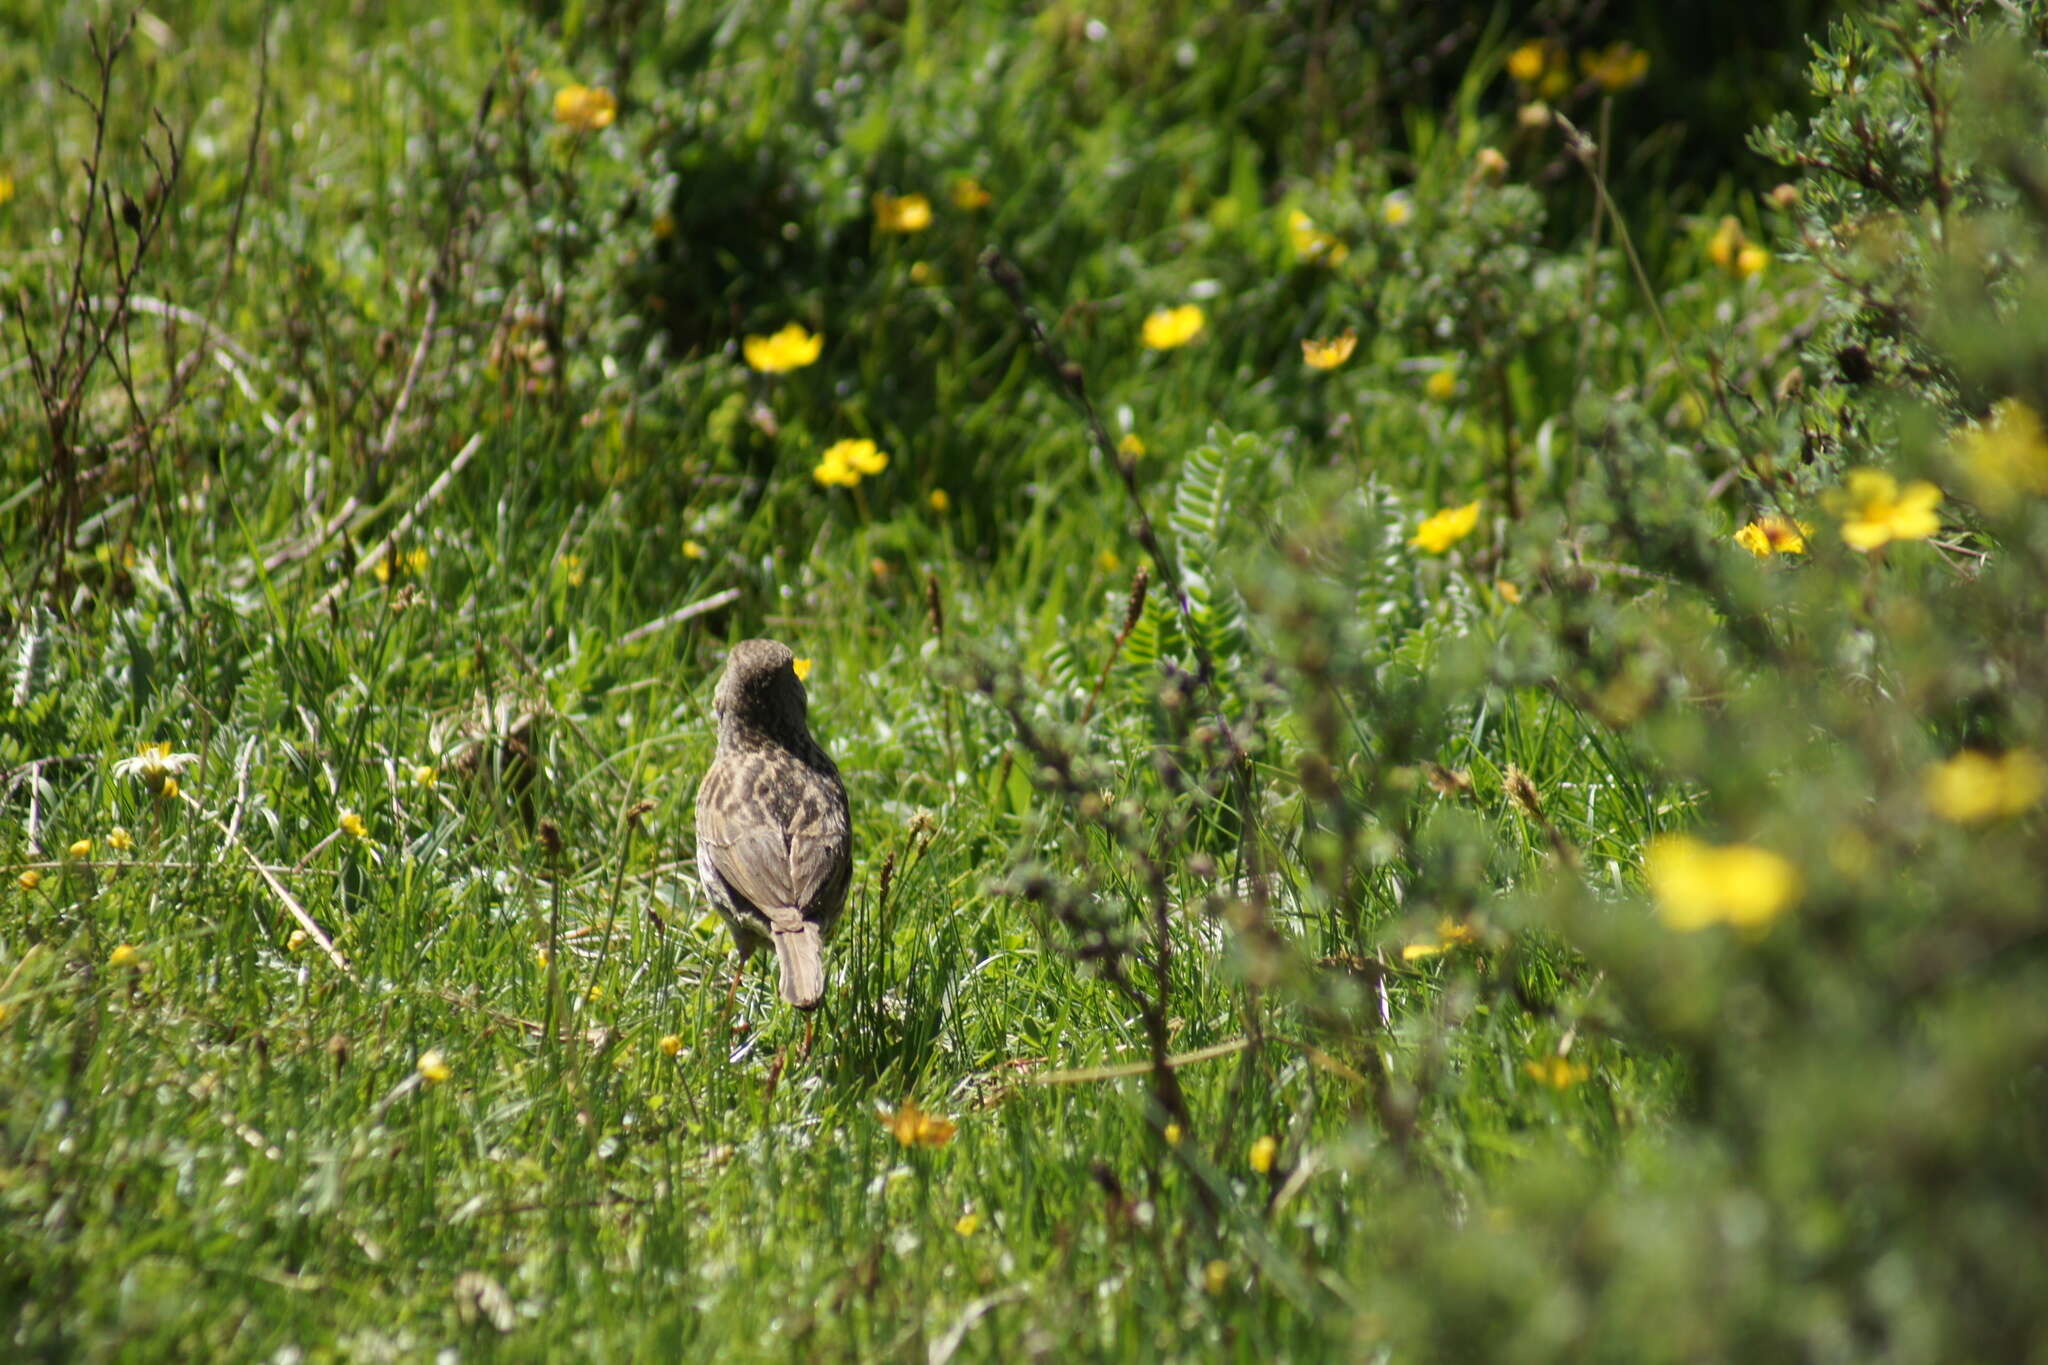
[
  {"x1": 339, "y1": 811, "x2": 369, "y2": 841},
  {"x1": 1409, "y1": 501, "x2": 1481, "y2": 554},
  {"x1": 1204, "y1": 1259, "x2": 1230, "y2": 1295},
  {"x1": 1286, "y1": 209, "x2": 1350, "y2": 266},
  {"x1": 1827, "y1": 469, "x2": 1941, "y2": 551},
  {"x1": 1248, "y1": 1134, "x2": 1278, "y2": 1173},
  {"x1": 417, "y1": 1049, "x2": 452, "y2": 1084},
  {"x1": 161, "y1": 776, "x2": 180, "y2": 800},
  {"x1": 108, "y1": 943, "x2": 140, "y2": 968},
  {"x1": 1425, "y1": 367, "x2": 1458, "y2": 401},
  {"x1": 840, "y1": 438, "x2": 889, "y2": 475},
  {"x1": 412, "y1": 765, "x2": 438, "y2": 787},
  {"x1": 1707, "y1": 216, "x2": 1744, "y2": 271},
  {"x1": 814, "y1": 438, "x2": 886, "y2": 488},
  {"x1": 1644, "y1": 834, "x2": 1800, "y2": 931},
  {"x1": 67, "y1": 838, "x2": 91, "y2": 860},
  {"x1": 17, "y1": 869, "x2": 41, "y2": 891},
  {"x1": 107, "y1": 827, "x2": 134, "y2": 852},
  {"x1": 872, "y1": 192, "x2": 932, "y2": 234},
  {"x1": 683, "y1": 539, "x2": 706, "y2": 560},
  {"x1": 1495, "y1": 580, "x2": 1524, "y2": 604},
  {"x1": 1475, "y1": 146, "x2": 1509, "y2": 178},
  {"x1": 1524, "y1": 1056, "x2": 1590, "y2": 1089},
  {"x1": 118, "y1": 740, "x2": 196, "y2": 794},
  {"x1": 1923, "y1": 749, "x2": 2046, "y2": 823},
  {"x1": 1517, "y1": 101, "x2": 1553, "y2": 129},
  {"x1": 908, "y1": 261, "x2": 934, "y2": 285},
  {"x1": 1580, "y1": 42, "x2": 1650, "y2": 91},
  {"x1": 405, "y1": 547, "x2": 430, "y2": 575},
  {"x1": 950, "y1": 176, "x2": 992, "y2": 211},
  {"x1": 1506, "y1": 40, "x2": 1549, "y2": 85},
  {"x1": 558, "y1": 553, "x2": 586, "y2": 587},
  {"x1": 1954, "y1": 399, "x2": 2048, "y2": 508},
  {"x1": 1381, "y1": 193, "x2": 1414, "y2": 228},
  {"x1": 287, "y1": 929, "x2": 309, "y2": 952},
  {"x1": 1401, "y1": 917, "x2": 1479, "y2": 961},
  {"x1": 812, "y1": 451, "x2": 859, "y2": 488},
  {"x1": 1142, "y1": 304, "x2": 1206, "y2": 351},
  {"x1": 792, "y1": 658, "x2": 813, "y2": 682},
  {"x1": 954, "y1": 1211, "x2": 982, "y2": 1236},
  {"x1": 1163, "y1": 1122, "x2": 1183, "y2": 1146},
  {"x1": 0, "y1": 173, "x2": 13, "y2": 207},
  {"x1": 1301, "y1": 329, "x2": 1358, "y2": 371},
  {"x1": 1096, "y1": 549, "x2": 1122, "y2": 574},
  {"x1": 1117, "y1": 432, "x2": 1147, "y2": 460},
  {"x1": 1733, "y1": 515, "x2": 1811, "y2": 557},
  {"x1": 881, "y1": 1099, "x2": 958, "y2": 1147},
  {"x1": 659, "y1": 1034, "x2": 683, "y2": 1057},
  {"x1": 928, "y1": 489, "x2": 951, "y2": 513},
  {"x1": 1735, "y1": 245, "x2": 1769, "y2": 279},
  {"x1": 552, "y1": 84, "x2": 618, "y2": 133},
  {"x1": 742, "y1": 322, "x2": 823, "y2": 374}
]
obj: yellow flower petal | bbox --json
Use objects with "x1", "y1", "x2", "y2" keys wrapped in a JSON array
[
  {"x1": 1524, "y1": 1056, "x2": 1590, "y2": 1089},
  {"x1": 1829, "y1": 468, "x2": 1941, "y2": 550},
  {"x1": 417, "y1": 1049, "x2": 452, "y2": 1084},
  {"x1": 743, "y1": 323, "x2": 824, "y2": 374},
  {"x1": 1248, "y1": 1134, "x2": 1278, "y2": 1173},
  {"x1": 1409, "y1": 501, "x2": 1481, "y2": 554},
  {"x1": 1301, "y1": 329, "x2": 1358, "y2": 371},
  {"x1": 1646, "y1": 834, "x2": 1800, "y2": 931},
  {"x1": 873, "y1": 192, "x2": 932, "y2": 233},
  {"x1": 1955, "y1": 399, "x2": 2048, "y2": 507},
  {"x1": 1141, "y1": 304, "x2": 1206, "y2": 351},
  {"x1": 1924, "y1": 749, "x2": 2046, "y2": 823},
  {"x1": 1735, "y1": 515, "x2": 1810, "y2": 557},
  {"x1": 1506, "y1": 40, "x2": 1548, "y2": 85},
  {"x1": 552, "y1": 84, "x2": 617, "y2": 133},
  {"x1": 881, "y1": 1099, "x2": 957, "y2": 1147}
]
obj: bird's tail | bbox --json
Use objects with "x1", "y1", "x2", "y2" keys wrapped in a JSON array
[{"x1": 770, "y1": 922, "x2": 826, "y2": 1010}]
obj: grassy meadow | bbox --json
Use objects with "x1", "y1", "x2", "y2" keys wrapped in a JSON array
[{"x1": 6, "y1": 0, "x2": 2048, "y2": 1359}]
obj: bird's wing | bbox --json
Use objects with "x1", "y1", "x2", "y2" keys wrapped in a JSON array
[
  {"x1": 698, "y1": 780, "x2": 800, "y2": 917},
  {"x1": 784, "y1": 793, "x2": 850, "y2": 920}
]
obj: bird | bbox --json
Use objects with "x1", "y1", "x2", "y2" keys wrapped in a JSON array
[{"x1": 694, "y1": 639, "x2": 851, "y2": 1010}]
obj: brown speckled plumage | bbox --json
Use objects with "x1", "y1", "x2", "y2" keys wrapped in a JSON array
[{"x1": 695, "y1": 639, "x2": 851, "y2": 1010}]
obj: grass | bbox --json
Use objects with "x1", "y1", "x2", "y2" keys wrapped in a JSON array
[{"x1": 12, "y1": 0, "x2": 2046, "y2": 1360}]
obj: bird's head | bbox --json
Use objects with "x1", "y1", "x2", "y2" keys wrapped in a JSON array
[{"x1": 713, "y1": 638, "x2": 810, "y2": 742}]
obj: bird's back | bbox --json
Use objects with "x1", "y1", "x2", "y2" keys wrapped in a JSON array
[{"x1": 697, "y1": 730, "x2": 850, "y2": 927}]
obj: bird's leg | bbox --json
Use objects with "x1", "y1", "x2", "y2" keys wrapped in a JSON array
[{"x1": 721, "y1": 943, "x2": 752, "y2": 1025}]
